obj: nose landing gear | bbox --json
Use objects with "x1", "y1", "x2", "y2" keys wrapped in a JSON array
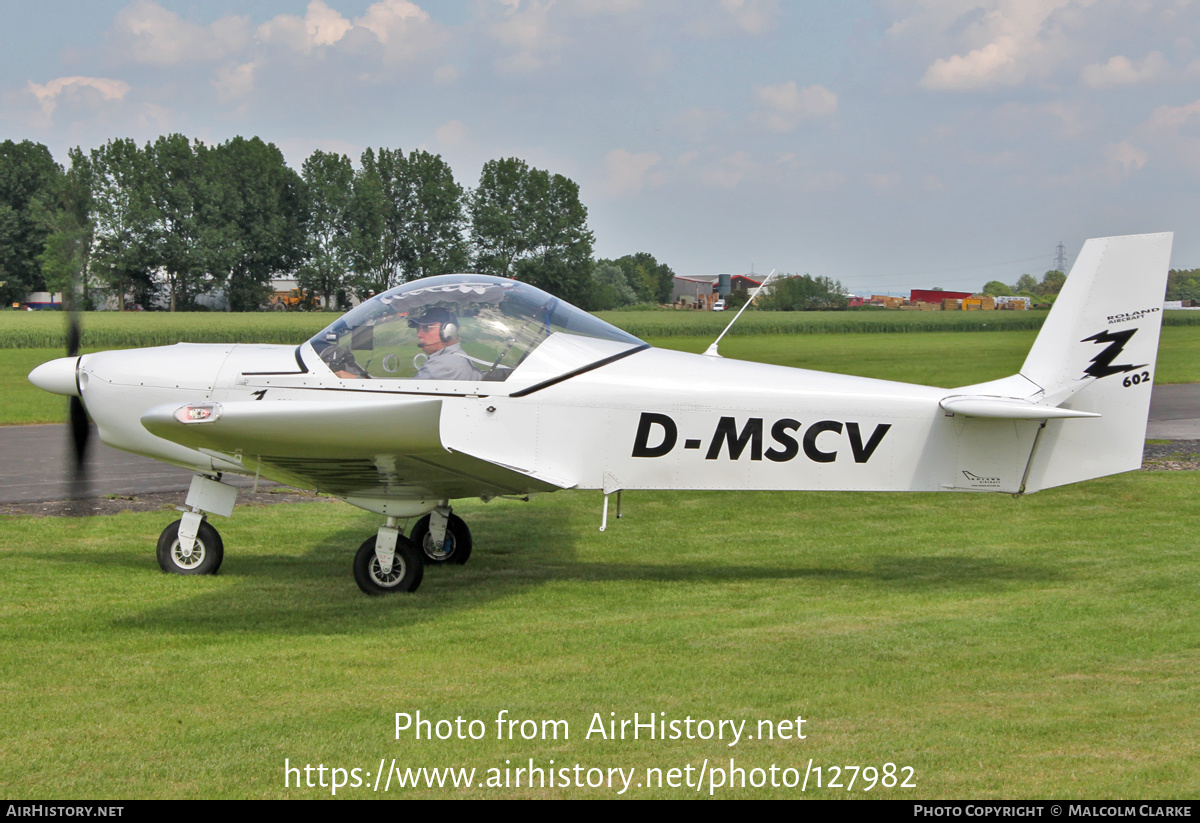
[
  {"x1": 156, "y1": 474, "x2": 237, "y2": 577},
  {"x1": 156, "y1": 516, "x2": 224, "y2": 575}
]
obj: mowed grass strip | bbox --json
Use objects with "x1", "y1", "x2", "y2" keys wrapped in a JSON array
[{"x1": 1, "y1": 474, "x2": 1196, "y2": 798}]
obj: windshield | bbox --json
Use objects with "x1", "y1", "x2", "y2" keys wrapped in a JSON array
[{"x1": 308, "y1": 274, "x2": 645, "y2": 382}]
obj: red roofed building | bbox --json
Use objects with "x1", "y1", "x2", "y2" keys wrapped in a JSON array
[
  {"x1": 731, "y1": 274, "x2": 762, "y2": 290},
  {"x1": 910, "y1": 289, "x2": 972, "y2": 304}
]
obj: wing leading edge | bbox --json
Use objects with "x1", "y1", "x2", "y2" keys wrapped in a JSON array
[{"x1": 141, "y1": 396, "x2": 571, "y2": 503}]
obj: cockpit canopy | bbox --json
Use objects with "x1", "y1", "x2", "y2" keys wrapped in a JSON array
[{"x1": 308, "y1": 274, "x2": 645, "y2": 384}]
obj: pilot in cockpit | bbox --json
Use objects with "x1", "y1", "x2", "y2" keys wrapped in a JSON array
[{"x1": 408, "y1": 307, "x2": 480, "y2": 381}]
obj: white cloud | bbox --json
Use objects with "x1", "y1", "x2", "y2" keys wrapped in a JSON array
[
  {"x1": 1143, "y1": 99, "x2": 1200, "y2": 133},
  {"x1": 256, "y1": 1, "x2": 353, "y2": 53},
  {"x1": 914, "y1": 0, "x2": 1073, "y2": 90},
  {"x1": 136, "y1": 103, "x2": 172, "y2": 132},
  {"x1": 257, "y1": 0, "x2": 443, "y2": 63},
  {"x1": 212, "y1": 61, "x2": 260, "y2": 103},
  {"x1": 1135, "y1": 99, "x2": 1200, "y2": 173},
  {"x1": 687, "y1": 0, "x2": 779, "y2": 37},
  {"x1": 355, "y1": 0, "x2": 431, "y2": 46},
  {"x1": 921, "y1": 38, "x2": 1024, "y2": 89},
  {"x1": 112, "y1": 1, "x2": 248, "y2": 65},
  {"x1": 308, "y1": 1, "x2": 355, "y2": 46},
  {"x1": 721, "y1": 0, "x2": 778, "y2": 35},
  {"x1": 600, "y1": 149, "x2": 663, "y2": 197},
  {"x1": 490, "y1": 0, "x2": 562, "y2": 73},
  {"x1": 756, "y1": 81, "x2": 837, "y2": 131},
  {"x1": 1081, "y1": 51, "x2": 1169, "y2": 88},
  {"x1": 26, "y1": 76, "x2": 131, "y2": 125}
]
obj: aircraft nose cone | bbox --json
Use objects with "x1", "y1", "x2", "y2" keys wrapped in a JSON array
[{"x1": 28, "y1": 356, "x2": 81, "y2": 397}]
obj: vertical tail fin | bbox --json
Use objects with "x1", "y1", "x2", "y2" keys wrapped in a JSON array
[{"x1": 1020, "y1": 232, "x2": 1173, "y2": 491}]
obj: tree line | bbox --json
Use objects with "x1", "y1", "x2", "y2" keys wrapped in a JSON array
[
  {"x1": 981, "y1": 270, "x2": 1066, "y2": 300},
  {"x1": 0, "y1": 137, "x2": 676, "y2": 312},
  {"x1": 1165, "y1": 269, "x2": 1200, "y2": 302},
  {"x1": 986, "y1": 269, "x2": 1200, "y2": 303}
]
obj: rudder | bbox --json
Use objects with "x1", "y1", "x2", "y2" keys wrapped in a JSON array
[{"x1": 1020, "y1": 232, "x2": 1173, "y2": 491}]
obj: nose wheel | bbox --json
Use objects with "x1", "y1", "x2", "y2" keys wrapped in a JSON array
[{"x1": 156, "y1": 518, "x2": 224, "y2": 575}]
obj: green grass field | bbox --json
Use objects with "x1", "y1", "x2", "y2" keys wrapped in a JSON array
[{"x1": 1, "y1": 477, "x2": 1196, "y2": 798}]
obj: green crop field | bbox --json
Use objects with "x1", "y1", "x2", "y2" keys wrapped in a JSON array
[
  {"x1": 6, "y1": 307, "x2": 1200, "y2": 350},
  {"x1": 1, "y1": 475, "x2": 1196, "y2": 798}
]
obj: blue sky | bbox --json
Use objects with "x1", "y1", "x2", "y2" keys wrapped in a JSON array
[{"x1": 3, "y1": 0, "x2": 1198, "y2": 294}]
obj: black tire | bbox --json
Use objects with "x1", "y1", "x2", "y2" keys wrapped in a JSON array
[
  {"x1": 156, "y1": 518, "x2": 224, "y2": 576},
  {"x1": 410, "y1": 513, "x2": 472, "y2": 565},
  {"x1": 353, "y1": 535, "x2": 423, "y2": 594}
]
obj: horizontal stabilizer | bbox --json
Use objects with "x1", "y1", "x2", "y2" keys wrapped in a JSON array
[{"x1": 940, "y1": 395, "x2": 1101, "y2": 420}]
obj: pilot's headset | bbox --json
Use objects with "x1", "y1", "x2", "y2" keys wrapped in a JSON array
[{"x1": 410, "y1": 307, "x2": 459, "y2": 342}]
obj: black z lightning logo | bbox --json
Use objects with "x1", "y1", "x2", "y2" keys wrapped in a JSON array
[{"x1": 1080, "y1": 329, "x2": 1147, "y2": 379}]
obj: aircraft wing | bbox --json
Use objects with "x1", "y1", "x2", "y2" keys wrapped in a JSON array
[{"x1": 140, "y1": 397, "x2": 572, "y2": 502}]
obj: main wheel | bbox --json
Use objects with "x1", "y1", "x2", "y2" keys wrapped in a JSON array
[
  {"x1": 353, "y1": 535, "x2": 423, "y2": 594},
  {"x1": 410, "y1": 513, "x2": 472, "y2": 565},
  {"x1": 156, "y1": 518, "x2": 224, "y2": 576}
]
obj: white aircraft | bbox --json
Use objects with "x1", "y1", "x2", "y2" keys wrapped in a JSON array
[{"x1": 28, "y1": 233, "x2": 1173, "y2": 594}]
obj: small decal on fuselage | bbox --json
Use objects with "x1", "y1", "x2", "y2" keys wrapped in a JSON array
[
  {"x1": 631, "y1": 412, "x2": 892, "y2": 464},
  {"x1": 962, "y1": 470, "x2": 1001, "y2": 488}
]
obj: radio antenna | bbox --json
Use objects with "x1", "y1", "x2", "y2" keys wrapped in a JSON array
[{"x1": 703, "y1": 269, "x2": 777, "y2": 358}]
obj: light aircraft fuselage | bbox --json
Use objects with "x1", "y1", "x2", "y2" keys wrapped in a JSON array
[{"x1": 28, "y1": 233, "x2": 1174, "y2": 593}]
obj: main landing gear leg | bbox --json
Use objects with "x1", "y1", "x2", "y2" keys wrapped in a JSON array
[
  {"x1": 157, "y1": 474, "x2": 238, "y2": 576},
  {"x1": 353, "y1": 517, "x2": 424, "y2": 594},
  {"x1": 410, "y1": 503, "x2": 473, "y2": 565}
]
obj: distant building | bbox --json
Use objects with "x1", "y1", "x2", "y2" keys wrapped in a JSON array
[
  {"x1": 673, "y1": 273, "x2": 772, "y2": 309},
  {"x1": 731, "y1": 274, "x2": 763, "y2": 291},
  {"x1": 910, "y1": 289, "x2": 972, "y2": 304},
  {"x1": 672, "y1": 275, "x2": 720, "y2": 303}
]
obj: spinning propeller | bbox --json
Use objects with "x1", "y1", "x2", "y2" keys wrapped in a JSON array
[
  {"x1": 65, "y1": 311, "x2": 90, "y2": 475},
  {"x1": 27, "y1": 298, "x2": 93, "y2": 508}
]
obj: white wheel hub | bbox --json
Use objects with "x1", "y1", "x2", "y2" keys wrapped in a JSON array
[{"x1": 171, "y1": 539, "x2": 205, "y2": 570}]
